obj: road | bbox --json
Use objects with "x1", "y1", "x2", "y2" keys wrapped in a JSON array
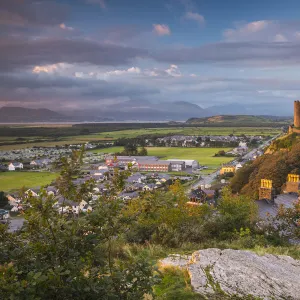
[{"x1": 188, "y1": 134, "x2": 282, "y2": 192}]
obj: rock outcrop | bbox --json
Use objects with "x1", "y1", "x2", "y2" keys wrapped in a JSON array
[{"x1": 160, "y1": 249, "x2": 300, "y2": 300}]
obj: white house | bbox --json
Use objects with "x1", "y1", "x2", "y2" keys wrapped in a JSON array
[
  {"x1": 8, "y1": 162, "x2": 23, "y2": 171},
  {"x1": 235, "y1": 163, "x2": 243, "y2": 171}
]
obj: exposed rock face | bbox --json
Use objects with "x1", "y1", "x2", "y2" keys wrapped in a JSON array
[{"x1": 160, "y1": 249, "x2": 300, "y2": 299}]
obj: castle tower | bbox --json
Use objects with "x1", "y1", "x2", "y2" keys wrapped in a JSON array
[
  {"x1": 284, "y1": 174, "x2": 300, "y2": 193},
  {"x1": 294, "y1": 101, "x2": 300, "y2": 128},
  {"x1": 259, "y1": 179, "x2": 275, "y2": 201}
]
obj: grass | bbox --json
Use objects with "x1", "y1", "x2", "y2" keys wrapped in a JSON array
[
  {"x1": 0, "y1": 126, "x2": 281, "y2": 150},
  {"x1": 91, "y1": 146, "x2": 234, "y2": 170},
  {"x1": 153, "y1": 266, "x2": 203, "y2": 300},
  {"x1": 0, "y1": 172, "x2": 58, "y2": 192},
  {"x1": 78, "y1": 127, "x2": 282, "y2": 140}
]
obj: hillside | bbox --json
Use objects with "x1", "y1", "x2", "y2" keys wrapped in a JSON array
[
  {"x1": 186, "y1": 115, "x2": 290, "y2": 126},
  {"x1": 230, "y1": 134, "x2": 300, "y2": 197},
  {"x1": 0, "y1": 107, "x2": 65, "y2": 122}
]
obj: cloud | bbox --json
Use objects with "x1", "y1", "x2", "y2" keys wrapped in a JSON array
[
  {"x1": 153, "y1": 24, "x2": 171, "y2": 36},
  {"x1": 223, "y1": 20, "x2": 300, "y2": 43},
  {"x1": 152, "y1": 41, "x2": 300, "y2": 66},
  {"x1": 274, "y1": 33, "x2": 287, "y2": 42},
  {"x1": 184, "y1": 12, "x2": 205, "y2": 25},
  {"x1": 59, "y1": 23, "x2": 74, "y2": 31},
  {"x1": 0, "y1": 37, "x2": 147, "y2": 71},
  {"x1": 165, "y1": 65, "x2": 182, "y2": 77},
  {"x1": 85, "y1": 0, "x2": 106, "y2": 9},
  {"x1": 0, "y1": 72, "x2": 159, "y2": 106},
  {"x1": 106, "y1": 67, "x2": 141, "y2": 76},
  {"x1": 0, "y1": 0, "x2": 69, "y2": 26},
  {"x1": 32, "y1": 63, "x2": 71, "y2": 74}
]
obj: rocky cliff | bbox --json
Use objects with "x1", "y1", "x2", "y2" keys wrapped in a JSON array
[{"x1": 160, "y1": 248, "x2": 300, "y2": 299}]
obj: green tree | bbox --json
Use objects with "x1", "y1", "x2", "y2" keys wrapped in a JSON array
[
  {"x1": 0, "y1": 149, "x2": 158, "y2": 299},
  {"x1": 139, "y1": 147, "x2": 148, "y2": 156},
  {"x1": 0, "y1": 192, "x2": 8, "y2": 209}
]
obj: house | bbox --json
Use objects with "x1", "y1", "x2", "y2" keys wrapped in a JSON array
[
  {"x1": 25, "y1": 189, "x2": 38, "y2": 197},
  {"x1": 235, "y1": 163, "x2": 243, "y2": 171},
  {"x1": 97, "y1": 165, "x2": 109, "y2": 172},
  {"x1": 30, "y1": 159, "x2": 51, "y2": 168},
  {"x1": 56, "y1": 198, "x2": 88, "y2": 215},
  {"x1": 220, "y1": 166, "x2": 236, "y2": 175},
  {"x1": 142, "y1": 183, "x2": 157, "y2": 191},
  {"x1": 46, "y1": 186, "x2": 57, "y2": 196},
  {"x1": 0, "y1": 209, "x2": 9, "y2": 220},
  {"x1": 82, "y1": 204, "x2": 93, "y2": 213},
  {"x1": 189, "y1": 188, "x2": 209, "y2": 203},
  {"x1": 8, "y1": 162, "x2": 23, "y2": 171}
]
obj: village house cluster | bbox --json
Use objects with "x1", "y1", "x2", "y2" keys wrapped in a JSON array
[
  {"x1": 5, "y1": 166, "x2": 194, "y2": 214},
  {"x1": 0, "y1": 145, "x2": 105, "y2": 171},
  {"x1": 151, "y1": 135, "x2": 264, "y2": 148}
]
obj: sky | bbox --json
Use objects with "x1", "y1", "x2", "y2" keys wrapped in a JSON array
[{"x1": 2, "y1": 0, "x2": 300, "y2": 115}]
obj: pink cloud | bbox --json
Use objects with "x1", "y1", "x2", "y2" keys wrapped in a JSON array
[{"x1": 153, "y1": 24, "x2": 171, "y2": 36}]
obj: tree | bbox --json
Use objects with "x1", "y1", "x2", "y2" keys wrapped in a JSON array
[
  {"x1": 139, "y1": 147, "x2": 148, "y2": 156},
  {"x1": 123, "y1": 143, "x2": 138, "y2": 156},
  {"x1": 0, "y1": 192, "x2": 8, "y2": 209},
  {"x1": 0, "y1": 149, "x2": 158, "y2": 299}
]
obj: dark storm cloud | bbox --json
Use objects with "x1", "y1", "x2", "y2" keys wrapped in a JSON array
[
  {"x1": 153, "y1": 41, "x2": 300, "y2": 66},
  {"x1": 0, "y1": 73, "x2": 159, "y2": 101},
  {"x1": 0, "y1": 37, "x2": 148, "y2": 71},
  {"x1": 0, "y1": 0, "x2": 68, "y2": 26}
]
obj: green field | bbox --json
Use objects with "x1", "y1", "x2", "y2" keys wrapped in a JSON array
[
  {"x1": 81, "y1": 127, "x2": 281, "y2": 140},
  {"x1": 0, "y1": 126, "x2": 281, "y2": 150},
  {"x1": 92, "y1": 146, "x2": 234, "y2": 170},
  {"x1": 0, "y1": 172, "x2": 58, "y2": 192}
]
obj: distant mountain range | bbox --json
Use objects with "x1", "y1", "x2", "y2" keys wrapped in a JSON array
[
  {"x1": 0, "y1": 107, "x2": 65, "y2": 122},
  {"x1": 0, "y1": 100, "x2": 293, "y2": 123}
]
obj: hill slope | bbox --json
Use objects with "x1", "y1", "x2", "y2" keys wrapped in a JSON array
[
  {"x1": 186, "y1": 115, "x2": 290, "y2": 126},
  {"x1": 230, "y1": 134, "x2": 300, "y2": 197},
  {"x1": 0, "y1": 107, "x2": 65, "y2": 122}
]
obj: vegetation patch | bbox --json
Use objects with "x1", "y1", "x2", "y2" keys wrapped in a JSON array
[{"x1": 0, "y1": 172, "x2": 57, "y2": 192}]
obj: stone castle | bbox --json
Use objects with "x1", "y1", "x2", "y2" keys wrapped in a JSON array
[{"x1": 288, "y1": 100, "x2": 300, "y2": 134}]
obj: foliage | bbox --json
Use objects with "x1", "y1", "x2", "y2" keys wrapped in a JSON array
[
  {"x1": 0, "y1": 149, "x2": 158, "y2": 299},
  {"x1": 0, "y1": 192, "x2": 8, "y2": 208}
]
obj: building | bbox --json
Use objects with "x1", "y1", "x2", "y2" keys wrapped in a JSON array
[
  {"x1": 259, "y1": 179, "x2": 275, "y2": 201},
  {"x1": 169, "y1": 161, "x2": 185, "y2": 172},
  {"x1": 8, "y1": 162, "x2": 23, "y2": 171},
  {"x1": 105, "y1": 155, "x2": 158, "y2": 166},
  {"x1": 167, "y1": 159, "x2": 199, "y2": 169},
  {"x1": 284, "y1": 174, "x2": 300, "y2": 193},
  {"x1": 289, "y1": 100, "x2": 300, "y2": 134},
  {"x1": 30, "y1": 159, "x2": 51, "y2": 168},
  {"x1": 138, "y1": 160, "x2": 171, "y2": 172},
  {"x1": 220, "y1": 166, "x2": 235, "y2": 175}
]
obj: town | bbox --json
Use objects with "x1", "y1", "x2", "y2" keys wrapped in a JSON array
[{"x1": 0, "y1": 132, "x2": 271, "y2": 222}]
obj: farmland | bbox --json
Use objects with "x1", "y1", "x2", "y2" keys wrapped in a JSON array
[
  {"x1": 91, "y1": 146, "x2": 234, "y2": 170},
  {"x1": 0, "y1": 172, "x2": 58, "y2": 192}
]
